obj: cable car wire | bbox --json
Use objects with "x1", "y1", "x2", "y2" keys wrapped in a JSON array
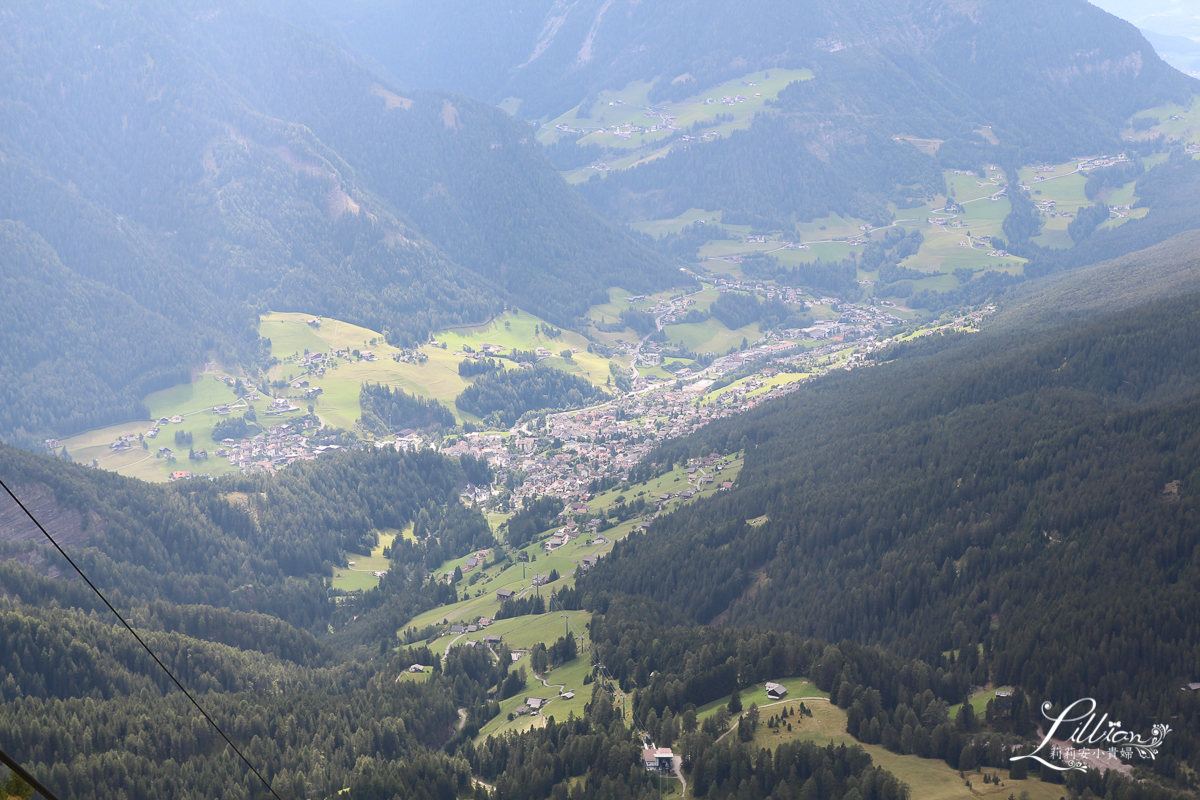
[{"x1": 0, "y1": 477, "x2": 286, "y2": 800}]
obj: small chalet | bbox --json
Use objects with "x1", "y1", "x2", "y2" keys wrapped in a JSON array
[
  {"x1": 496, "y1": 589, "x2": 515, "y2": 602},
  {"x1": 408, "y1": 664, "x2": 426, "y2": 673},
  {"x1": 765, "y1": 682, "x2": 788, "y2": 700}
]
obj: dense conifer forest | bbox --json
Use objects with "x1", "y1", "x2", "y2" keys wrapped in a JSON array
[
  {"x1": 455, "y1": 365, "x2": 609, "y2": 427},
  {"x1": 359, "y1": 383, "x2": 457, "y2": 435}
]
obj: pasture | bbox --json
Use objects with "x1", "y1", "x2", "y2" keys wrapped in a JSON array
[
  {"x1": 263, "y1": 309, "x2": 618, "y2": 432},
  {"x1": 683, "y1": 681, "x2": 1069, "y2": 800},
  {"x1": 751, "y1": 699, "x2": 1066, "y2": 800},
  {"x1": 332, "y1": 529, "x2": 399, "y2": 592},
  {"x1": 664, "y1": 317, "x2": 762, "y2": 354},
  {"x1": 694, "y1": 677, "x2": 827, "y2": 724},
  {"x1": 1122, "y1": 97, "x2": 1200, "y2": 146},
  {"x1": 61, "y1": 304, "x2": 637, "y2": 482},
  {"x1": 702, "y1": 370, "x2": 811, "y2": 405},
  {"x1": 947, "y1": 685, "x2": 1014, "y2": 719},
  {"x1": 474, "y1": 644, "x2": 595, "y2": 741},
  {"x1": 540, "y1": 69, "x2": 814, "y2": 183},
  {"x1": 629, "y1": 208, "x2": 723, "y2": 238},
  {"x1": 57, "y1": 372, "x2": 279, "y2": 483},
  {"x1": 404, "y1": 458, "x2": 741, "y2": 638}
]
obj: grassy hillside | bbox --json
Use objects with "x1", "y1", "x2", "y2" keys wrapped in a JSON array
[{"x1": 56, "y1": 307, "x2": 627, "y2": 481}]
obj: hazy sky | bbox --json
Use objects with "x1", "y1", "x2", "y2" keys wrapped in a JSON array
[{"x1": 1090, "y1": 0, "x2": 1200, "y2": 40}]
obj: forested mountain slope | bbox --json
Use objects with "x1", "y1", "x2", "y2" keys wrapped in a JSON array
[
  {"x1": 994, "y1": 227, "x2": 1200, "y2": 329},
  {"x1": 0, "y1": 221, "x2": 197, "y2": 440},
  {"x1": 581, "y1": 271, "x2": 1200, "y2": 740},
  {"x1": 0, "y1": 0, "x2": 678, "y2": 441},
  {"x1": 0, "y1": 444, "x2": 474, "y2": 631},
  {"x1": 315, "y1": 0, "x2": 1192, "y2": 126},
  {"x1": 315, "y1": 0, "x2": 1197, "y2": 227}
]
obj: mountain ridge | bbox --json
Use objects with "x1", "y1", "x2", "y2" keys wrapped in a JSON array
[
  {"x1": 318, "y1": 0, "x2": 1197, "y2": 237},
  {"x1": 0, "y1": 0, "x2": 681, "y2": 441}
]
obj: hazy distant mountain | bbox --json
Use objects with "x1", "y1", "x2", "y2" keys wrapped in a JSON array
[
  {"x1": 316, "y1": 0, "x2": 1197, "y2": 226},
  {"x1": 316, "y1": 0, "x2": 1194, "y2": 126},
  {"x1": 1090, "y1": 0, "x2": 1200, "y2": 42},
  {"x1": 0, "y1": 0, "x2": 678, "y2": 441},
  {"x1": 1141, "y1": 29, "x2": 1200, "y2": 77}
]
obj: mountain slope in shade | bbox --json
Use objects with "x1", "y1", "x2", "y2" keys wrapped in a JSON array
[{"x1": 0, "y1": 0, "x2": 679, "y2": 440}]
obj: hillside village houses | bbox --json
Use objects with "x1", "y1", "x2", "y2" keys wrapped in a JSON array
[{"x1": 441, "y1": 298, "x2": 991, "y2": 515}]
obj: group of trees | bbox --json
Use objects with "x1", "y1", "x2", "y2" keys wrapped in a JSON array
[
  {"x1": 598, "y1": 308, "x2": 657, "y2": 336},
  {"x1": 459, "y1": 358, "x2": 501, "y2": 377},
  {"x1": 1084, "y1": 158, "x2": 1145, "y2": 200},
  {"x1": 1067, "y1": 202, "x2": 1111, "y2": 243},
  {"x1": 210, "y1": 413, "x2": 258, "y2": 442},
  {"x1": 859, "y1": 228, "x2": 935, "y2": 297},
  {"x1": 495, "y1": 595, "x2": 547, "y2": 620},
  {"x1": 389, "y1": 502, "x2": 496, "y2": 572},
  {"x1": 743, "y1": 255, "x2": 861, "y2": 300},
  {"x1": 709, "y1": 291, "x2": 799, "y2": 332},
  {"x1": 651, "y1": 221, "x2": 734, "y2": 261},
  {"x1": 359, "y1": 382, "x2": 455, "y2": 434},
  {"x1": 504, "y1": 496, "x2": 565, "y2": 549},
  {"x1": 455, "y1": 365, "x2": 608, "y2": 427}
]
